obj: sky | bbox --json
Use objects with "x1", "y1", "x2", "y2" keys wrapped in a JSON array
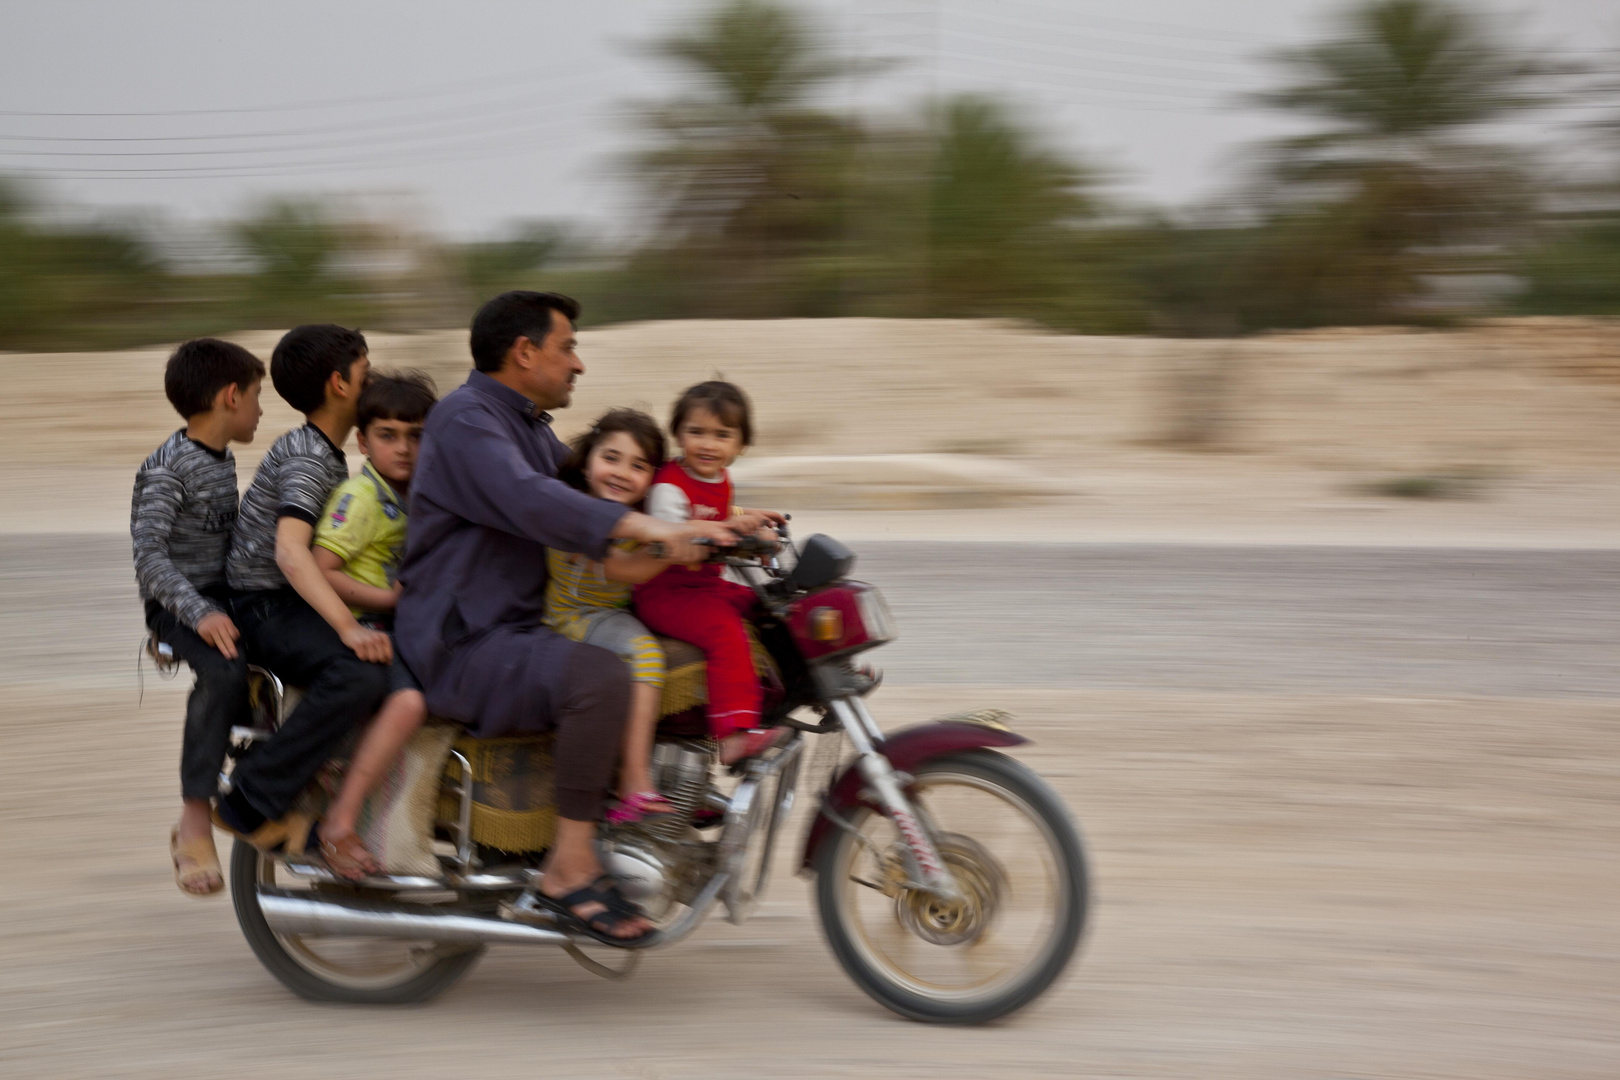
[{"x1": 0, "y1": 0, "x2": 1614, "y2": 239}]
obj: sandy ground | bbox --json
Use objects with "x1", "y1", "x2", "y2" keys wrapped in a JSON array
[
  {"x1": 1, "y1": 319, "x2": 1617, "y2": 1076},
  {"x1": 2, "y1": 684, "x2": 1615, "y2": 1079}
]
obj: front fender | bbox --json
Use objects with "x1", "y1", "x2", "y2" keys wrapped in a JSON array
[{"x1": 799, "y1": 718, "x2": 1029, "y2": 872}]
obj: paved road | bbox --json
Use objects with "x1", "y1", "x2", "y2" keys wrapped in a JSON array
[{"x1": 2, "y1": 535, "x2": 1615, "y2": 696}]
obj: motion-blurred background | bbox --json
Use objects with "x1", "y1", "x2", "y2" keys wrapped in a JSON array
[
  {"x1": 2, "y1": 3, "x2": 1617, "y2": 1078},
  {"x1": 1, "y1": 0, "x2": 1618, "y2": 346}
]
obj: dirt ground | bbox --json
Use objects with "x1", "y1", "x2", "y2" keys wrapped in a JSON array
[
  {"x1": 1, "y1": 319, "x2": 1617, "y2": 1077},
  {"x1": 2, "y1": 684, "x2": 1616, "y2": 1079}
]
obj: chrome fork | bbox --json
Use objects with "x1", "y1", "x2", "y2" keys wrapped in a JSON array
[{"x1": 826, "y1": 697, "x2": 959, "y2": 902}]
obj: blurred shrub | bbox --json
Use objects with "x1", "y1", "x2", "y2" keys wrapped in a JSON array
[
  {"x1": 1515, "y1": 214, "x2": 1620, "y2": 316},
  {"x1": 0, "y1": 179, "x2": 173, "y2": 351}
]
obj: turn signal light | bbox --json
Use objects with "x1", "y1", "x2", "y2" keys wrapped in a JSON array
[{"x1": 810, "y1": 607, "x2": 844, "y2": 642}]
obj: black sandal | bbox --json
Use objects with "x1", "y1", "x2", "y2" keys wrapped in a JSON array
[{"x1": 533, "y1": 880, "x2": 659, "y2": 949}]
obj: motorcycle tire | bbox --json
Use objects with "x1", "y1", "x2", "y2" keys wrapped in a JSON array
[
  {"x1": 813, "y1": 749, "x2": 1088, "y2": 1024},
  {"x1": 229, "y1": 839, "x2": 484, "y2": 1005}
]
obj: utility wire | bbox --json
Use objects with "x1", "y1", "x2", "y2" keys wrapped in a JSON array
[{"x1": 0, "y1": 72, "x2": 618, "y2": 145}]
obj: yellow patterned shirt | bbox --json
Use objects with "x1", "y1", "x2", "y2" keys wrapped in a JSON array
[
  {"x1": 543, "y1": 543, "x2": 664, "y2": 685},
  {"x1": 313, "y1": 462, "x2": 406, "y2": 618}
]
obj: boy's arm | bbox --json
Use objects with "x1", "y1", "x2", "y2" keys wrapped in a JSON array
[
  {"x1": 312, "y1": 545, "x2": 399, "y2": 612},
  {"x1": 275, "y1": 517, "x2": 391, "y2": 663},
  {"x1": 131, "y1": 466, "x2": 229, "y2": 632}
]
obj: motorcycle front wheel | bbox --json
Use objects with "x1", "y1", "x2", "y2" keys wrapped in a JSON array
[
  {"x1": 229, "y1": 840, "x2": 484, "y2": 1005},
  {"x1": 814, "y1": 750, "x2": 1087, "y2": 1024}
]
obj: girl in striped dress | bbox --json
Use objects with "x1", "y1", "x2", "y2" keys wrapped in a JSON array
[{"x1": 546, "y1": 409, "x2": 675, "y2": 823}]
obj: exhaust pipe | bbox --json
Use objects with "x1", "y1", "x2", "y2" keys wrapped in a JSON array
[{"x1": 259, "y1": 891, "x2": 572, "y2": 947}]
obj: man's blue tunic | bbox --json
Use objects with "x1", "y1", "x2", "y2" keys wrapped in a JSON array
[{"x1": 397, "y1": 371, "x2": 626, "y2": 736}]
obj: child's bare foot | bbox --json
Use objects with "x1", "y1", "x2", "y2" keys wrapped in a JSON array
[
  {"x1": 718, "y1": 727, "x2": 789, "y2": 766},
  {"x1": 315, "y1": 822, "x2": 381, "y2": 881}
]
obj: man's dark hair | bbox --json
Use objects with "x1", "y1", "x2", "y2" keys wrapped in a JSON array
[
  {"x1": 469, "y1": 291, "x2": 580, "y2": 373},
  {"x1": 358, "y1": 369, "x2": 438, "y2": 434},
  {"x1": 270, "y1": 324, "x2": 368, "y2": 415},
  {"x1": 670, "y1": 380, "x2": 754, "y2": 447},
  {"x1": 164, "y1": 338, "x2": 266, "y2": 419},
  {"x1": 559, "y1": 408, "x2": 668, "y2": 496}
]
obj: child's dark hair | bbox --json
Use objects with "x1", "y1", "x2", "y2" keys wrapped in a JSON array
[
  {"x1": 670, "y1": 380, "x2": 753, "y2": 446},
  {"x1": 358, "y1": 369, "x2": 437, "y2": 434},
  {"x1": 164, "y1": 338, "x2": 265, "y2": 419},
  {"x1": 271, "y1": 324, "x2": 368, "y2": 415},
  {"x1": 559, "y1": 409, "x2": 668, "y2": 495}
]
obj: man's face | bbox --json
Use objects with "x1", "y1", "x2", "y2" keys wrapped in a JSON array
[{"x1": 515, "y1": 311, "x2": 582, "y2": 411}]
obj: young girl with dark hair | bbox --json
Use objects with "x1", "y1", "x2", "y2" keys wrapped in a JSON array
[
  {"x1": 635, "y1": 381, "x2": 787, "y2": 766},
  {"x1": 546, "y1": 409, "x2": 677, "y2": 822}
]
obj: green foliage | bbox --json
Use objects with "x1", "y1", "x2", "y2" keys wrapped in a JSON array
[
  {"x1": 456, "y1": 222, "x2": 566, "y2": 299},
  {"x1": 0, "y1": 180, "x2": 171, "y2": 351},
  {"x1": 1515, "y1": 215, "x2": 1620, "y2": 316},
  {"x1": 1243, "y1": 0, "x2": 1553, "y2": 327}
]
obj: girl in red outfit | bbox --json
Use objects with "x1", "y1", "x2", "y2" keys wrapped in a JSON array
[{"x1": 635, "y1": 381, "x2": 786, "y2": 765}]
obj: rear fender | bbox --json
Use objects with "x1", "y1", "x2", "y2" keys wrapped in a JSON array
[{"x1": 799, "y1": 718, "x2": 1028, "y2": 872}]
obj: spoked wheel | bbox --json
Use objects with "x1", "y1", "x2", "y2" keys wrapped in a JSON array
[
  {"x1": 229, "y1": 840, "x2": 483, "y2": 1004},
  {"x1": 814, "y1": 750, "x2": 1087, "y2": 1023}
]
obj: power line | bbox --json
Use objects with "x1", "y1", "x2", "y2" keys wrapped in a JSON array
[
  {"x1": 0, "y1": 61, "x2": 609, "y2": 120},
  {"x1": 0, "y1": 72, "x2": 618, "y2": 146},
  {"x1": 0, "y1": 96, "x2": 609, "y2": 161}
]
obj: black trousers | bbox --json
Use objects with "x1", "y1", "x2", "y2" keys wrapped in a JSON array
[
  {"x1": 230, "y1": 589, "x2": 391, "y2": 821},
  {"x1": 146, "y1": 597, "x2": 250, "y2": 802}
]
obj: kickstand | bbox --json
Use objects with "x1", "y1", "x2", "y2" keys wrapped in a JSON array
[{"x1": 564, "y1": 942, "x2": 641, "y2": 981}]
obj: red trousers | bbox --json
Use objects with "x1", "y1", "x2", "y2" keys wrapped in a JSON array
[{"x1": 635, "y1": 577, "x2": 760, "y2": 737}]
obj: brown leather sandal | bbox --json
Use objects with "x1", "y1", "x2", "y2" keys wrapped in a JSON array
[{"x1": 170, "y1": 826, "x2": 223, "y2": 897}]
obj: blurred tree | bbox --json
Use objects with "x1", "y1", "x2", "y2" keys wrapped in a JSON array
[
  {"x1": 0, "y1": 178, "x2": 169, "y2": 350},
  {"x1": 232, "y1": 198, "x2": 366, "y2": 326},
  {"x1": 1247, "y1": 0, "x2": 1555, "y2": 325},
  {"x1": 1516, "y1": 213, "x2": 1620, "y2": 316},
  {"x1": 923, "y1": 96, "x2": 1095, "y2": 317},
  {"x1": 624, "y1": 0, "x2": 874, "y2": 316},
  {"x1": 456, "y1": 221, "x2": 568, "y2": 298}
]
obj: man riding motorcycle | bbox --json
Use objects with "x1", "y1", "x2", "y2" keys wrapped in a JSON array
[{"x1": 395, "y1": 290, "x2": 735, "y2": 944}]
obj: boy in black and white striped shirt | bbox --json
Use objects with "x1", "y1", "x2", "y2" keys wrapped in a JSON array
[
  {"x1": 132, "y1": 338, "x2": 265, "y2": 896},
  {"x1": 216, "y1": 325, "x2": 392, "y2": 849}
]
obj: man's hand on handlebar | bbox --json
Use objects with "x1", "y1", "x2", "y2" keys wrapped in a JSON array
[
  {"x1": 638, "y1": 518, "x2": 740, "y2": 564},
  {"x1": 341, "y1": 625, "x2": 393, "y2": 664}
]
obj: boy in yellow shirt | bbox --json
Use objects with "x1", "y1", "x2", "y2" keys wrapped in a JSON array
[{"x1": 310, "y1": 370, "x2": 436, "y2": 878}]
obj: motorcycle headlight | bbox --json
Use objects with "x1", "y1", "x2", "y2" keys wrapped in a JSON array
[{"x1": 856, "y1": 588, "x2": 895, "y2": 644}]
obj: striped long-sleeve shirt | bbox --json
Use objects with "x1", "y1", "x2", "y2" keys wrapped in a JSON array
[
  {"x1": 130, "y1": 430, "x2": 240, "y2": 629},
  {"x1": 227, "y1": 423, "x2": 351, "y2": 592}
]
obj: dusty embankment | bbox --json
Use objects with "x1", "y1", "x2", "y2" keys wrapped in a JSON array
[{"x1": 1, "y1": 316, "x2": 1617, "y2": 543}]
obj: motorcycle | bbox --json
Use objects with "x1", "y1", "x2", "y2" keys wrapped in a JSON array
[{"x1": 213, "y1": 529, "x2": 1089, "y2": 1024}]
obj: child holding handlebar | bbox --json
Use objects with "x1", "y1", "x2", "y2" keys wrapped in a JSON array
[{"x1": 634, "y1": 381, "x2": 786, "y2": 766}]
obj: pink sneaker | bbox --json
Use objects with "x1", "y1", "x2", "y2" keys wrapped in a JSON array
[{"x1": 605, "y1": 790, "x2": 677, "y2": 825}]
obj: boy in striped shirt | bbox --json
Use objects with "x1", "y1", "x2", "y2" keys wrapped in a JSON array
[
  {"x1": 217, "y1": 326, "x2": 392, "y2": 857},
  {"x1": 132, "y1": 338, "x2": 265, "y2": 896}
]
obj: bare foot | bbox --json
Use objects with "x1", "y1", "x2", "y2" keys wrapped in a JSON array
[{"x1": 316, "y1": 822, "x2": 381, "y2": 881}]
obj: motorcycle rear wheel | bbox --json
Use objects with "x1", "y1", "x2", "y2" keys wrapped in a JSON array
[
  {"x1": 229, "y1": 840, "x2": 484, "y2": 1005},
  {"x1": 814, "y1": 750, "x2": 1087, "y2": 1024}
]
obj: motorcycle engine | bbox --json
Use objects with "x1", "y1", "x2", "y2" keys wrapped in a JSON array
[{"x1": 599, "y1": 839, "x2": 673, "y2": 921}]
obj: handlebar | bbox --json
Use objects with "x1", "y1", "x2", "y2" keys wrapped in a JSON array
[{"x1": 645, "y1": 532, "x2": 782, "y2": 561}]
